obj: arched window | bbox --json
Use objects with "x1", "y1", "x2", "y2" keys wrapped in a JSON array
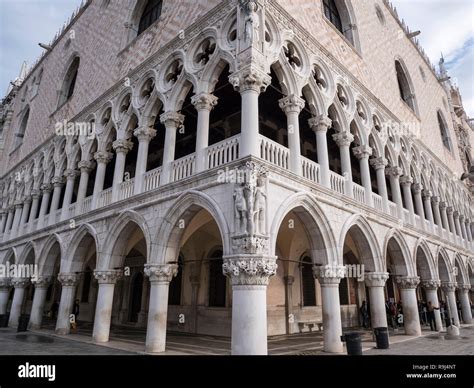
[
  {"x1": 138, "y1": 0, "x2": 163, "y2": 35},
  {"x1": 31, "y1": 68, "x2": 43, "y2": 97},
  {"x1": 395, "y1": 60, "x2": 416, "y2": 113},
  {"x1": 13, "y1": 106, "x2": 30, "y2": 149},
  {"x1": 58, "y1": 57, "x2": 80, "y2": 107},
  {"x1": 208, "y1": 249, "x2": 226, "y2": 307},
  {"x1": 437, "y1": 112, "x2": 452, "y2": 152},
  {"x1": 322, "y1": 0, "x2": 356, "y2": 46},
  {"x1": 301, "y1": 256, "x2": 316, "y2": 306}
]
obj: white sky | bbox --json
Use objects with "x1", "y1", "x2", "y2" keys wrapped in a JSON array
[{"x1": 0, "y1": 0, "x2": 473, "y2": 115}]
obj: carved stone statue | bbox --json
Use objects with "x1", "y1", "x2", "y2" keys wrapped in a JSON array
[
  {"x1": 244, "y1": 1, "x2": 260, "y2": 46},
  {"x1": 234, "y1": 185, "x2": 248, "y2": 234},
  {"x1": 253, "y1": 177, "x2": 266, "y2": 234}
]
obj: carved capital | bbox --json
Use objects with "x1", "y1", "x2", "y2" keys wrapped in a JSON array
[
  {"x1": 412, "y1": 183, "x2": 423, "y2": 194},
  {"x1": 64, "y1": 169, "x2": 80, "y2": 180},
  {"x1": 32, "y1": 276, "x2": 51, "y2": 288},
  {"x1": 439, "y1": 201, "x2": 447, "y2": 211},
  {"x1": 30, "y1": 189, "x2": 41, "y2": 199},
  {"x1": 421, "y1": 279, "x2": 441, "y2": 290},
  {"x1": 191, "y1": 93, "x2": 218, "y2": 111},
  {"x1": 457, "y1": 284, "x2": 471, "y2": 293},
  {"x1": 441, "y1": 281, "x2": 457, "y2": 293},
  {"x1": 229, "y1": 65, "x2": 271, "y2": 94},
  {"x1": 40, "y1": 183, "x2": 53, "y2": 193},
  {"x1": 278, "y1": 95, "x2": 305, "y2": 114},
  {"x1": 78, "y1": 160, "x2": 96, "y2": 173},
  {"x1": 365, "y1": 272, "x2": 389, "y2": 287},
  {"x1": 51, "y1": 176, "x2": 65, "y2": 187},
  {"x1": 112, "y1": 139, "x2": 134, "y2": 154},
  {"x1": 0, "y1": 278, "x2": 12, "y2": 288},
  {"x1": 446, "y1": 206, "x2": 454, "y2": 215},
  {"x1": 13, "y1": 201, "x2": 23, "y2": 209},
  {"x1": 396, "y1": 276, "x2": 420, "y2": 289},
  {"x1": 385, "y1": 166, "x2": 403, "y2": 178},
  {"x1": 160, "y1": 111, "x2": 185, "y2": 128},
  {"x1": 94, "y1": 151, "x2": 113, "y2": 164},
  {"x1": 458, "y1": 214, "x2": 465, "y2": 222},
  {"x1": 308, "y1": 115, "x2": 332, "y2": 133},
  {"x1": 352, "y1": 145, "x2": 373, "y2": 160},
  {"x1": 134, "y1": 126, "x2": 157, "y2": 142},
  {"x1": 313, "y1": 265, "x2": 345, "y2": 286},
  {"x1": 11, "y1": 277, "x2": 30, "y2": 288},
  {"x1": 370, "y1": 157, "x2": 388, "y2": 170},
  {"x1": 332, "y1": 131, "x2": 354, "y2": 147},
  {"x1": 223, "y1": 256, "x2": 277, "y2": 286},
  {"x1": 94, "y1": 270, "x2": 123, "y2": 284},
  {"x1": 453, "y1": 210, "x2": 460, "y2": 218},
  {"x1": 400, "y1": 175, "x2": 414, "y2": 187},
  {"x1": 58, "y1": 273, "x2": 80, "y2": 287},
  {"x1": 422, "y1": 190, "x2": 432, "y2": 200},
  {"x1": 431, "y1": 195, "x2": 440, "y2": 205},
  {"x1": 144, "y1": 264, "x2": 178, "y2": 283}
]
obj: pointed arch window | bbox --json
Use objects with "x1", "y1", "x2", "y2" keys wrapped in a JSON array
[
  {"x1": 301, "y1": 256, "x2": 316, "y2": 306},
  {"x1": 322, "y1": 0, "x2": 356, "y2": 47},
  {"x1": 395, "y1": 60, "x2": 417, "y2": 113},
  {"x1": 13, "y1": 106, "x2": 30, "y2": 149},
  {"x1": 138, "y1": 0, "x2": 163, "y2": 35},
  {"x1": 58, "y1": 57, "x2": 80, "y2": 107},
  {"x1": 437, "y1": 111, "x2": 452, "y2": 152}
]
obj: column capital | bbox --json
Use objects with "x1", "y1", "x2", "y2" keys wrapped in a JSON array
[
  {"x1": 78, "y1": 160, "x2": 96, "y2": 173},
  {"x1": 134, "y1": 126, "x2": 157, "y2": 142},
  {"x1": 385, "y1": 166, "x2": 403, "y2": 178},
  {"x1": 441, "y1": 281, "x2": 457, "y2": 292},
  {"x1": 0, "y1": 278, "x2": 12, "y2": 288},
  {"x1": 421, "y1": 279, "x2": 441, "y2": 290},
  {"x1": 94, "y1": 151, "x2": 113, "y2": 164},
  {"x1": 30, "y1": 189, "x2": 41, "y2": 199},
  {"x1": 191, "y1": 92, "x2": 218, "y2": 111},
  {"x1": 446, "y1": 206, "x2": 454, "y2": 215},
  {"x1": 412, "y1": 183, "x2": 423, "y2": 194},
  {"x1": 308, "y1": 115, "x2": 332, "y2": 132},
  {"x1": 112, "y1": 139, "x2": 134, "y2": 154},
  {"x1": 40, "y1": 183, "x2": 53, "y2": 193},
  {"x1": 229, "y1": 65, "x2": 271, "y2": 94},
  {"x1": 51, "y1": 176, "x2": 65, "y2": 187},
  {"x1": 457, "y1": 284, "x2": 470, "y2": 292},
  {"x1": 160, "y1": 111, "x2": 185, "y2": 128},
  {"x1": 94, "y1": 270, "x2": 123, "y2": 284},
  {"x1": 365, "y1": 272, "x2": 389, "y2": 287},
  {"x1": 144, "y1": 263, "x2": 178, "y2": 283},
  {"x1": 278, "y1": 94, "x2": 305, "y2": 114},
  {"x1": 439, "y1": 201, "x2": 447, "y2": 211},
  {"x1": 399, "y1": 175, "x2": 414, "y2": 187},
  {"x1": 22, "y1": 195, "x2": 32, "y2": 204},
  {"x1": 64, "y1": 169, "x2": 80, "y2": 180},
  {"x1": 421, "y1": 189, "x2": 432, "y2": 200},
  {"x1": 453, "y1": 210, "x2": 460, "y2": 218},
  {"x1": 431, "y1": 195, "x2": 440, "y2": 205},
  {"x1": 58, "y1": 272, "x2": 80, "y2": 287},
  {"x1": 11, "y1": 277, "x2": 30, "y2": 288},
  {"x1": 223, "y1": 256, "x2": 277, "y2": 286},
  {"x1": 458, "y1": 214, "x2": 465, "y2": 222},
  {"x1": 32, "y1": 276, "x2": 51, "y2": 288},
  {"x1": 352, "y1": 145, "x2": 373, "y2": 160},
  {"x1": 284, "y1": 275, "x2": 295, "y2": 286},
  {"x1": 370, "y1": 157, "x2": 388, "y2": 170},
  {"x1": 313, "y1": 264, "x2": 345, "y2": 285},
  {"x1": 13, "y1": 201, "x2": 23, "y2": 209},
  {"x1": 332, "y1": 131, "x2": 354, "y2": 147},
  {"x1": 396, "y1": 276, "x2": 420, "y2": 289}
]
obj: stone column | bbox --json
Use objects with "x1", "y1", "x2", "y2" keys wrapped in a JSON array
[
  {"x1": 92, "y1": 270, "x2": 122, "y2": 343},
  {"x1": 465, "y1": 219, "x2": 472, "y2": 241},
  {"x1": 308, "y1": 115, "x2": 331, "y2": 187},
  {"x1": 459, "y1": 215, "x2": 468, "y2": 241},
  {"x1": 38, "y1": 184, "x2": 53, "y2": 229},
  {"x1": 457, "y1": 284, "x2": 472, "y2": 324},
  {"x1": 111, "y1": 139, "x2": 134, "y2": 202},
  {"x1": 333, "y1": 132, "x2": 354, "y2": 197},
  {"x1": 28, "y1": 190, "x2": 41, "y2": 232},
  {"x1": 370, "y1": 157, "x2": 389, "y2": 212},
  {"x1": 421, "y1": 280, "x2": 443, "y2": 332},
  {"x1": 223, "y1": 256, "x2": 277, "y2": 355},
  {"x1": 431, "y1": 196, "x2": 442, "y2": 236},
  {"x1": 313, "y1": 265, "x2": 344, "y2": 353},
  {"x1": 400, "y1": 176, "x2": 415, "y2": 225},
  {"x1": 386, "y1": 166, "x2": 403, "y2": 218},
  {"x1": 422, "y1": 190, "x2": 434, "y2": 225},
  {"x1": 412, "y1": 183, "x2": 426, "y2": 229},
  {"x1": 0, "y1": 278, "x2": 12, "y2": 314},
  {"x1": 0, "y1": 209, "x2": 6, "y2": 234},
  {"x1": 91, "y1": 151, "x2": 113, "y2": 209},
  {"x1": 3, "y1": 207, "x2": 14, "y2": 237},
  {"x1": 29, "y1": 276, "x2": 51, "y2": 330},
  {"x1": 8, "y1": 278, "x2": 30, "y2": 327},
  {"x1": 192, "y1": 92, "x2": 218, "y2": 173},
  {"x1": 446, "y1": 207, "x2": 456, "y2": 238},
  {"x1": 159, "y1": 112, "x2": 184, "y2": 185},
  {"x1": 353, "y1": 145, "x2": 373, "y2": 206},
  {"x1": 365, "y1": 272, "x2": 389, "y2": 328},
  {"x1": 144, "y1": 264, "x2": 178, "y2": 353},
  {"x1": 396, "y1": 276, "x2": 421, "y2": 336},
  {"x1": 279, "y1": 95, "x2": 305, "y2": 176},
  {"x1": 441, "y1": 282, "x2": 460, "y2": 327},
  {"x1": 75, "y1": 160, "x2": 95, "y2": 214},
  {"x1": 60, "y1": 170, "x2": 79, "y2": 221},
  {"x1": 133, "y1": 127, "x2": 157, "y2": 194},
  {"x1": 453, "y1": 211, "x2": 462, "y2": 240},
  {"x1": 55, "y1": 273, "x2": 79, "y2": 335},
  {"x1": 49, "y1": 176, "x2": 65, "y2": 216},
  {"x1": 439, "y1": 201, "x2": 450, "y2": 236},
  {"x1": 19, "y1": 196, "x2": 32, "y2": 230},
  {"x1": 229, "y1": 66, "x2": 271, "y2": 158},
  {"x1": 284, "y1": 275, "x2": 295, "y2": 334},
  {"x1": 9, "y1": 201, "x2": 23, "y2": 239}
]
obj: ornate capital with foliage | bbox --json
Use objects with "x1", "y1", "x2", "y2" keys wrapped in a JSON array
[
  {"x1": 223, "y1": 256, "x2": 277, "y2": 286},
  {"x1": 396, "y1": 276, "x2": 420, "y2": 289},
  {"x1": 144, "y1": 264, "x2": 178, "y2": 283},
  {"x1": 94, "y1": 270, "x2": 123, "y2": 284},
  {"x1": 365, "y1": 272, "x2": 389, "y2": 287}
]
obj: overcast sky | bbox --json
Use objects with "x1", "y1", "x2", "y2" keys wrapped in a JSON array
[{"x1": 0, "y1": 0, "x2": 473, "y2": 116}]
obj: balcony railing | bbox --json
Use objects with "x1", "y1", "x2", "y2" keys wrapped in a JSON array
[
  {"x1": 118, "y1": 179, "x2": 135, "y2": 201},
  {"x1": 372, "y1": 193, "x2": 383, "y2": 212},
  {"x1": 353, "y1": 183, "x2": 365, "y2": 204},
  {"x1": 207, "y1": 135, "x2": 239, "y2": 169},
  {"x1": 144, "y1": 166, "x2": 162, "y2": 192},
  {"x1": 260, "y1": 135, "x2": 289, "y2": 170},
  {"x1": 98, "y1": 187, "x2": 112, "y2": 208},
  {"x1": 172, "y1": 154, "x2": 195, "y2": 182},
  {"x1": 301, "y1": 157, "x2": 320, "y2": 183},
  {"x1": 330, "y1": 171, "x2": 345, "y2": 195}
]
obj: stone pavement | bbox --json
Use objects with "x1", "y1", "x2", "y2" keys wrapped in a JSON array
[{"x1": 0, "y1": 324, "x2": 472, "y2": 355}]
